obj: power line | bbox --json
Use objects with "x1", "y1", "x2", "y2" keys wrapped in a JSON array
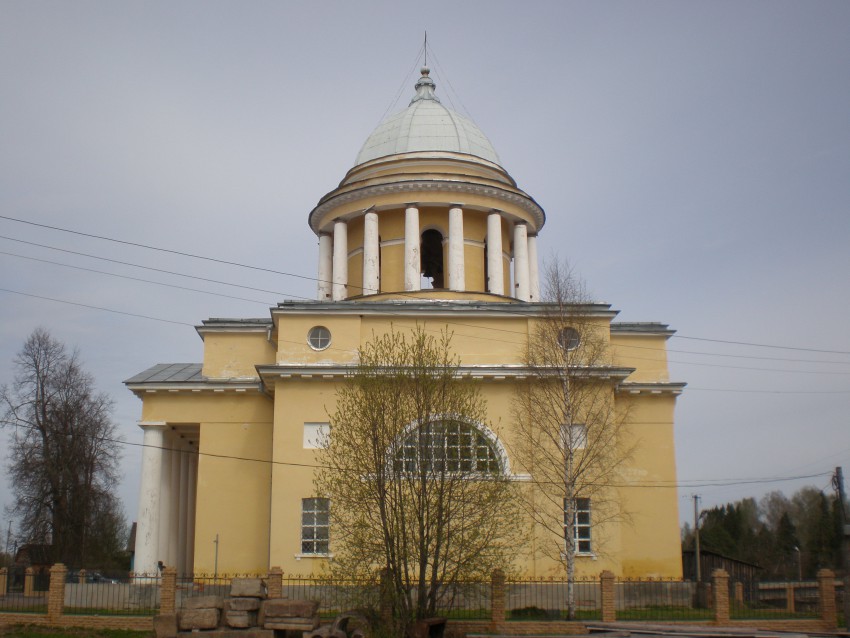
[
  {"x1": 1, "y1": 418, "x2": 834, "y2": 490},
  {"x1": 3, "y1": 213, "x2": 850, "y2": 358},
  {"x1": 0, "y1": 288, "x2": 194, "y2": 327},
  {"x1": 0, "y1": 250, "x2": 274, "y2": 306},
  {"x1": 4, "y1": 278, "x2": 850, "y2": 385},
  {"x1": 0, "y1": 234, "x2": 310, "y2": 300}
]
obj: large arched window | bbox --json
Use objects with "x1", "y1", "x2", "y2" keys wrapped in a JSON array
[{"x1": 393, "y1": 419, "x2": 504, "y2": 474}]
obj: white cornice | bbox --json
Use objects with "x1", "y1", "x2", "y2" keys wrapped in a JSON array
[{"x1": 308, "y1": 179, "x2": 545, "y2": 233}]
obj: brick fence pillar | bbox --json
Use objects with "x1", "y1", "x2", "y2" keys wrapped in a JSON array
[
  {"x1": 817, "y1": 568, "x2": 837, "y2": 628},
  {"x1": 490, "y1": 568, "x2": 506, "y2": 629},
  {"x1": 23, "y1": 567, "x2": 34, "y2": 596},
  {"x1": 0, "y1": 567, "x2": 7, "y2": 597},
  {"x1": 785, "y1": 584, "x2": 795, "y2": 613},
  {"x1": 712, "y1": 569, "x2": 729, "y2": 624},
  {"x1": 161, "y1": 566, "x2": 177, "y2": 615},
  {"x1": 47, "y1": 563, "x2": 67, "y2": 621},
  {"x1": 600, "y1": 570, "x2": 616, "y2": 622},
  {"x1": 266, "y1": 566, "x2": 283, "y2": 599}
]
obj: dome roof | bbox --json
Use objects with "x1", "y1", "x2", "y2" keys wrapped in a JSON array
[{"x1": 355, "y1": 67, "x2": 501, "y2": 167}]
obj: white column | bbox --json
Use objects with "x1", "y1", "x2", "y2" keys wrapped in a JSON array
[
  {"x1": 135, "y1": 423, "x2": 165, "y2": 576},
  {"x1": 178, "y1": 443, "x2": 190, "y2": 575},
  {"x1": 317, "y1": 233, "x2": 333, "y2": 300},
  {"x1": 363, "y1": 210, "x2": 380, "y2": 295},
  {"x1": 158, "y1": 431, "x2": 173, "y2": 566},
  {"x1": 528, "y1": 234, "x2": 540, "y2": 301},
  {"x1": 448, "y1": 205, "x2": 465, "y2": 291},
  {"x1": 513, "y1": 222, "x2": 530, "y2": 301},
  {"x1": 332, "y1": 219, "x2": 348, "y2": 301},
  {"x1": 487, "y1": 211, "x2": 504, "y2": 295},
  {"x1": 168, "y1": 439, "x2": 181, "y2": 568},
  {"x1": 404, "y1": 205, "x2": 420, "y2": 291},
  {"x1": 185, "y1": 449, "x2": 198, "y2": 576}
]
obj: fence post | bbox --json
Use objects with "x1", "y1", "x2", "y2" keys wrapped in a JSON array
[
  {"x1": 161, "y1": 566, "x2": 177, "y2": 615},
  {"x1": 266, "y1": 566, "x2": 283, "y2": 599},
  {"x1": 711, "y1": 569, "x2": 729, "y2": 624},
  {"x1": 817, "y1": 568, "x2": 837, "y2": 628},
  {"x1": 47, "y1": 563, "x2": 67, "y2": 621},
  {"x1": 490, "y1": 568, "x2": 505, "y2": 628},
  {"x1": 785, "y1": 583, "x2": 795, "y2": 613},
  {"x1": 0, "y1": 567, "x2": 6, "y2": 596},
  {"x1": 23, "y1": 567, "x2": 34, "y2": 596},
  {"x1": 734, "y1": 582, "x2": 743, "y2": 606},
  {"x1": 600, "y1": 570, "x2": 616, "y2": 622}
]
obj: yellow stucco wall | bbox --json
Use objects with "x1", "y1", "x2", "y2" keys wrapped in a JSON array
[{"x1": 134, "y1": 308, "x2": 682, "y2": 578}]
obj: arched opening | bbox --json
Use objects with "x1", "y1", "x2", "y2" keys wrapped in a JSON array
[
  {"x1": 420, "y1": 229, "x2": 444, "y2": 289},
  {"x1": 393, "y1": 419, "x2": 505, "y2": 475}
]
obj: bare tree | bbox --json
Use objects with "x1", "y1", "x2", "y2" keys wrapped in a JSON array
[
  {"x1": 315, "y1": 327, "x2": 521, "y2": 634},
  {"x1": 1, "y1": 328, "x2": 125, "y2": 568},
  {"x1": 512, "y1": 262, "x2": 633, "y2": 618}
]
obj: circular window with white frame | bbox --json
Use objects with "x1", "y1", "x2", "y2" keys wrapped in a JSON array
[
  {"x1": 557, "y1": 327, "x2": 581, "y2": 351},
  {"x1": 307, "y1": 326, "x2": 331, "y2": 351}
]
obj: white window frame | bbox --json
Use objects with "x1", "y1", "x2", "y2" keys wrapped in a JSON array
[
  {"x1": 563, "y1": 423, "x2": 587, "y2": 450},
  {"x1": 564, "y1": 497, "x2": 592, "y2": 555},
  {"x1": 392, "y1": 419, "x2": 504, "y2": 475},
  {"x1": 307, "y1": 326, "x2": 331, "y2": 351},
  {"x1": 303, "y1": 422, "x2": 330, "y2": 449},
  {"x1": 300, "y1": 497, "x2": 330, "y2": 556}
]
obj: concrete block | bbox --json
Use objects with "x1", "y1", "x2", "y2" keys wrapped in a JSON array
[
  {"x1": 225, "y1": 609, "x2": 259, "y2": 628},
  {"x1": 263, "y1": 616, "x2": 319, "y2": 631},
  {"x1": 153, "y1": 613, "x2": 178, "y2": 638},
  {"x1": 230, "y1": 577, "x2": 266, "y2": 598},
  {"x1": 261, "y1": 598, "x2": 319, "y2": 618},
  {"x1": 183, "y1": 594, "x2": 224, "y2": 609},
  {"x1": 178, "y1": 607, "x2": 220, "y2": 630},
  {"x1": 226, "y1": 596, "x2": 262, "y2": 611}
]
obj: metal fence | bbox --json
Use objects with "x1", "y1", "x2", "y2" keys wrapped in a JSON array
[
  {"x1": 506, "y1": 577, "x2": 601, "y2": 620},
  {"x1": 64, "y1": 574, "x2": 160, "y2": 616},
  {"x1": 177, "y1": 573, "x2": 257, "y2": 607},
  {"x1": 731, "y1": 580, "x2": 820, "y2": 619},
  {"x1": 614, "y1": 578, "x2": 711, "y2": 621}
]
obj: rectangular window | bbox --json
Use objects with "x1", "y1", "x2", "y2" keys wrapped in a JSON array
[
  {"x1": 301, "y1": 497, "x2": 329, "y2": 555},
  {"x1": 564, "y1": 497, "x2": 592, "y2": 554},
  {"x1": 303, "y1": 422, "x2": 330, "y2": 449},
  {"x1": 561, "y1": 423, "x2": 587, "y2": 450}
]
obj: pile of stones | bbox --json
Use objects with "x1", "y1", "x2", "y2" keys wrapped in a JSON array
[{"x1": 156, "y1": 577, "x2": 321, "y2": 638}]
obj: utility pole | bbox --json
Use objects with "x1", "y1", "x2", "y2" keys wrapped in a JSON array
[
  {"x1": 693, "y1": 494, "x2": 702, "y2": 582},
  {"x1": 833, "y1": 467, "x2": 849, "y2": 630}
]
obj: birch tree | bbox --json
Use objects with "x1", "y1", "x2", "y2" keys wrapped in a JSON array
[{"x1": 512, "y1": 263, "x2": 633, "y2": 619}]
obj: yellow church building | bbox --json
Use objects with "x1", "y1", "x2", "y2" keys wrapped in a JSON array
[{"x1": 125, "y1": 67, "x2": 684, "y2": 579}]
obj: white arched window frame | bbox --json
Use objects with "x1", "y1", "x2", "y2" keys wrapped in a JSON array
[{"x1": 390, "y1": 416, "x2": 510, "y2": 476}]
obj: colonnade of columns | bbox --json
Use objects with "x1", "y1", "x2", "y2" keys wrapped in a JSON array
[
  {"x1": 135, "y1": 423, "x2": 198, "y2": 576},
  {"x1": 316, "y1": 205, "x2": 540, "y2": 301}
]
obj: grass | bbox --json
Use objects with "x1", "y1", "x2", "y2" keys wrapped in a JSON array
[{"x1": 0, "y1": 627, "x2": 152, "y2": 638}]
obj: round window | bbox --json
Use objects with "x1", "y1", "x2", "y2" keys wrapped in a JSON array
[
  {"x1": 308, "y1": 326, "x2": 331, "y2": 351},
  {"x1": 557, "y1": 327, "x2": 581, "y2": 351}
]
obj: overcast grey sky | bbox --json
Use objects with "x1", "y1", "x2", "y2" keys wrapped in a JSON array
[{"x1": 1, "y1": 1, "x2": 849, "y2": 539}]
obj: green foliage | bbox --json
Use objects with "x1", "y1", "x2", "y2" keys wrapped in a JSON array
[
  {"x1": 315, "y1": 327, "x2": 522, "y2": 634},
  {"x1": 682, "y1": 486, "x2": 847, "y2": 578}
]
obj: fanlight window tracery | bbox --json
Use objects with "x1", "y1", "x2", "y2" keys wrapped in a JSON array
[{"x1": 392, "y1": 419, "x2": 503, "y2": 474}]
